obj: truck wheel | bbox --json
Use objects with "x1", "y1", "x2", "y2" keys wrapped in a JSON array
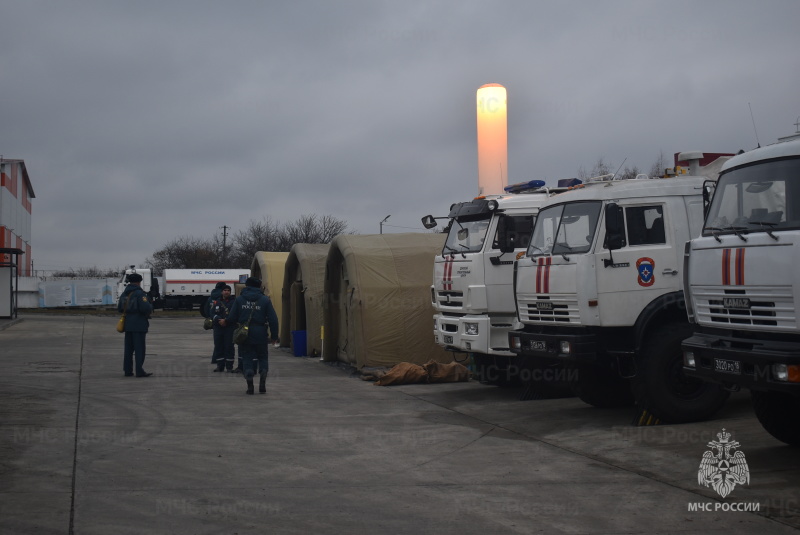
[
  {"x1": 571, "y1": 363, "x2": 635, "y2": 408},
  {"x1": 633, "y1": 323, "x2": 728, "y2": 423},
  {"x1": 751, "y1": 390, "x2": 800, "y2": 446},
  {"x1": 519, "y1": 358, "x2": 575, "y2": 400}
]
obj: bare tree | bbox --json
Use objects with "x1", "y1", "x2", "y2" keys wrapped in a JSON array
[
  {"x1": 649, "y1": 150, "x2": 667, "y2": 178},
  {"x1": 617, "y1": 165, "x2": 642, "y2": 181},
  {"x1": 229, "y1": 216, "x2": 281, "y2": 265},
  {"x1": 279, "y1": 214, "x2": 352, "y2": 248},
  {"x1": 316, "y1": 214, "x2": 351, "y2": 243},
  {"x1": 145, "y1": 214, "x2": 354, "y2": 271},
  {"x1": 145, "y1": 235, "x2": 223, "y2": 274},
  {"x1": 51, "y1": 266, "x2": 120, "y2": 278},
  {"x1": 578, "y1": 157, "x2": 614, "y2": 180}
]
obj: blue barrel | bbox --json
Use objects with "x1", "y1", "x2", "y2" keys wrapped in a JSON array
[{"x1": 291, "y1": 330, "x2": 307, "y2": 357}]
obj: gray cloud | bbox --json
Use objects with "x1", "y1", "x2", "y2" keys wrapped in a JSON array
[{"x1": 1, "y1": 0, "x2": 798, "y2": 272}]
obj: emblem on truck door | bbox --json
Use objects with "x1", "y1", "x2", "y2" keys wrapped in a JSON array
[{"x1": 636, "y1": 257, "x2": 655, "y2": 287}]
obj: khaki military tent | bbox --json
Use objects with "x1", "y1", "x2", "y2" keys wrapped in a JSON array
[
  {"x1": 250, "y1": 251, "x2": 289, "y2": 337},
  {"x1": 322, "y1": 233, "x2": 451, "y2": 368},
  {"x1": 280, "y1": 243, "x2": 329, "y2": 356}
]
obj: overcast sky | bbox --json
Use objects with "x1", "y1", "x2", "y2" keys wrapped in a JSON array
[{"x1": 2, "y1": 0, "x2": 799, "y2": 273}]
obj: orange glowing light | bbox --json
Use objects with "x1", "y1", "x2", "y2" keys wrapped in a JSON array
[{"x1": 476, "y1": 83, "x2": 508, "y2": 195}]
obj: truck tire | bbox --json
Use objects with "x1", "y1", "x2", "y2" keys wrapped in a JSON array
[
  {"x1": 571, "y1": 363, "x2": 635, "y2": 408},
  {"x1": 751, "y1": 390, "x2": 800, "y2": 446},
  {"x1": 519, "y1": 358, "x2": 575, "y2": 400},
  {"x1": 633, "y1": 323, "x2": 728, "y2": 423}
]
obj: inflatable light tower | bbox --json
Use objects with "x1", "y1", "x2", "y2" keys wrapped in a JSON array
[{"x1": 476, "y1": 83, "x2": 508, "y2": 195}]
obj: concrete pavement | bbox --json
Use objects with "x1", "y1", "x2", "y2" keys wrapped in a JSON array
[{"x1": 1, "y1": 314, "x2": 798, "y2": 534}]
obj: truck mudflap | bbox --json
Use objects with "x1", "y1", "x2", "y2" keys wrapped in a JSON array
[
  {"x1": 509, "y1": 330, "x2": 597, "y2": 362},
  {"x1": 682, "y1": 332, "x2": 800, "y2": 393}
]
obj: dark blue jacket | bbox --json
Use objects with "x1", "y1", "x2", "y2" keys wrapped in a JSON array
[
  {"x1": 117, "y1": 284, "x2": 153, "y2": 332},
  {"x1": 202, "y1": 288, "x2": 223, "y2": 318},
  {"x1": 210, "y1": 295, "x2": 235, "y2": 328},
  {"x1": 226, "y1": 286, "x2": 279, "y2": 344}
]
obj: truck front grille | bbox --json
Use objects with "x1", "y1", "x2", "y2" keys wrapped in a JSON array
[
  {"x1": 693, "y1": 286, "x2": 795, "y2": 330},
  {"x1": 518, "y1": 295, "x2": 580, "y2": 324},
  {"x1": 435, "y1": 291, "x2": 464, "y2": 308}
]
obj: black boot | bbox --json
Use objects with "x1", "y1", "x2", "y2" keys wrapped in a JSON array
[
  {"x1": 259, "y1": 376, "x2": 266, "y2": 393},
  {"x1": 246, "y1": 379, "x2": 254, "y2": 395}
]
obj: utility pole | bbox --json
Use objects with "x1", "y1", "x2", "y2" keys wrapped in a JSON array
[
  {"x1": 220, "y1": 225, "x2": 229, "y2": 264},
  {"x1": 380, "y1": 215, "x2": 391, "y2": 234}
]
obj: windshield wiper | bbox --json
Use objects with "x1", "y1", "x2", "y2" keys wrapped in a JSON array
[
  {"x1": 704, "y1": 226, "x2": 748, "y2": 242},
  {"x1": 554, "y1": 242, "x2": 573, "y2": 261},
  {"x1": 705, "y1": 226, "x2": 724, "y2": 242},
  {"x1": 528, "y1": 244, "x2": 546, "y2": 256},
  {"x1": 725, "y1": 226, "x2": 749, "y2": 242},
  {"x1": 749, "y1": 221, "x2": 779, "y2": 241}
]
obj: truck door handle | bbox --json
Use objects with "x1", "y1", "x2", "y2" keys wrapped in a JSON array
[{"x1": 662, "y1": 269, "x2": 678, "y2": 276}]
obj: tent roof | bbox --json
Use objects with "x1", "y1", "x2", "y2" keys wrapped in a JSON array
[{"x1": 323, "y1": 232, "x2": 450, "y2": 368}]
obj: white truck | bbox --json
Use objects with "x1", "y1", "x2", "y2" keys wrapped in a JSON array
[
  {"x1": 422, "y1": 180, "x2": 572, "y2": 385},
  {"x1": 118, "y1": 266, "x2": 250, "y2": 310},
  {"x1": 161, "y1": 268, "x2": 251, "y2": 309},
  {"x1": 118, "y1": 266, "x2": 162, "y2": 307},
  {"x1": 682, "y1": 133, "x2": 800, "y2": 445},
  {"x1": 508, "y1": 172, "x2": 730, "y2": 423}
]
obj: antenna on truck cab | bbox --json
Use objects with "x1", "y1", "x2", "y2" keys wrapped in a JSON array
[
  {"x1": 748, "y1": 102, "x2": 761, "y2": 148},
  {"x1": 612, "y1": 158, "x2": 627, "y2": 180}
]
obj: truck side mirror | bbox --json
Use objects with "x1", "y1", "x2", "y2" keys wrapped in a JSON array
[
  {"x1": 702, "y1": 180, "x2": 715, "y2": 219},
  {"x1": 421, "y1": 215, "x2": 438, "y2": 230},
  {"x1": 604, "y1": 203, "x2": 626, "y2": 250}
]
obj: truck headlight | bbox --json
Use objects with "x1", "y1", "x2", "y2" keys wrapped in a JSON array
[
  {"x1": 773, "y1": 364, "x2": 800, "y2": 383},
  {"x1": 509, "y1": 335, "x2": 521, "y2": 350},
  {"x1": 683, "y1": 350, "x2": 696, "y2": 368},
  {"x1": 464, "y1": 323, "x2": 479, "y2": 335},
  {"x1": 559, "y1": 341, "x2": 571, "y2": 355}
]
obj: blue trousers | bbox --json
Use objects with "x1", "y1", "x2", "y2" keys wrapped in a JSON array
[
  {"x1": 239, "y1": 342, "x2": 268, "y2": 379},
  {"x1": 123, "y1": 331, "x2": 147, "y2": 375},
  {"x1": 212, "y1": 325, "x2": 235, "y2": 369}
]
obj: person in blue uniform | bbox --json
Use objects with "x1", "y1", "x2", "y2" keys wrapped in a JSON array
[
  {"x1": 210, "y1": 285, "x2": 236, "y2": 372},
  {"x1": 204, "y1": 281, "x2": 227, "y2": 367},
  {"x1": 220, "y1": 277, "x2": 278, "y2": 395},
  {"x1": 117, "y1": 273, "x2": 154, "y2": 377}
]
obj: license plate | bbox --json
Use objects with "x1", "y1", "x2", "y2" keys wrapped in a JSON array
[
  {"x1": 531, "y1": 340, "x2": 546, "y2": 350},
  {"x1": 443, "y1": 335, "x2": 453, "y2": 344},
  {"x1": 714, "y1": 358, "x2": 741, "y2": 374}
]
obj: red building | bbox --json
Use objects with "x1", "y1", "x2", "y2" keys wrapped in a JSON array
[{"x1": 0, "y1": 159, "x2": 34, "y2": 276}]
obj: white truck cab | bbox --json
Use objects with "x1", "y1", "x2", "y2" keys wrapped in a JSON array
[
  {"x1": 424, "y1": 181, "x2": 568, "y2": 384},
  {"x1": 683, "y1": 134, "x2": 800, "y2": 445},
  {"x1": 118, "y1": 266, "x2": 161, "y2": 307},
  {"x1": 509, "y1": 174, "x2": 729, "y2": 422}
]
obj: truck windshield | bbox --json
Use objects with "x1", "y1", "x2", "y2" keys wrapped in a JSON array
[
  {"x1": 705, "y1": 157, "x2": 800, "y2": 236},
  {"x1": 528, "y1": 201, "x2": 602, "y2": 257},
  {"x1": 444, "y1": 215, "x2": 491, "y2": 255}
]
